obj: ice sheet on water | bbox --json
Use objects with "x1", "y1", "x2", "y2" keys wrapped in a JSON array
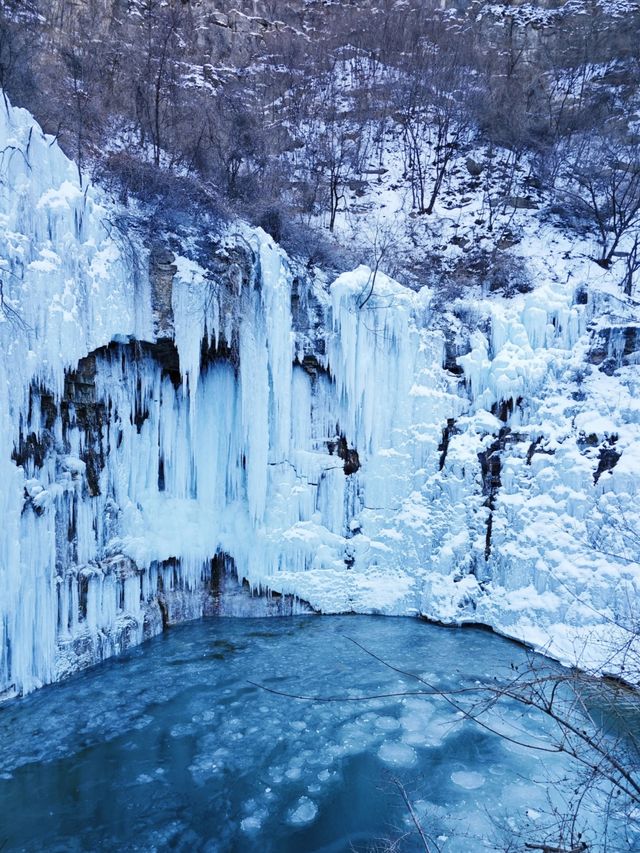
[
  {"x1": 338, "y1": 721, "x2": 377, "y2": 755},
  {"x1": 374, "y1": 714, "x2": 401, "y2": 731},
  {"x1": 136, "y1": 773, "x2": 155, "y2": 784},
  {"x1": 240, "y1": 814, "x2": 263, "y2": 833},
  {"x1": 285, "y1": 766, "x2": 302, "y2": 780},
  {"x1": 451, "y1": 770, "x2": 485, "y2": 790},
  {"x1": 287, "y1": 796, "x2": 318, "y2": 825},
  {"x1": 378, "y1": 740, "x2": 418, "y2": 767}
]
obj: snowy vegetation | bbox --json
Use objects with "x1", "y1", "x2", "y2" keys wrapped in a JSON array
[{"x1": 2, "y1": 0, "x2": 640, "y2": 283}]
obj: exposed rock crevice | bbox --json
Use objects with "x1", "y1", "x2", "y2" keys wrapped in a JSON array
[
  {"x1": 478, "y1": 428, "x2": 523, "y2": 561},
  {"x1": 438, "y1": 418, "x2": 459, "y2": 470},
  {"x1": 328, "y1": 434, "x2": 360, "y2": 476}
]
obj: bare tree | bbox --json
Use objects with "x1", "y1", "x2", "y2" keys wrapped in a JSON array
[
  {"x1": 129, "y1": 0, "x2": 185, "y2": 168},
  {"x1": 357, "y1": 218, "x2": 403, "y2": 309},
  {"x1": 557, "y1": 135, "x2": 640, "y2": 269},
  {"x1": 395, "y1": 29, "x2": 470, "y2": 216},
  {"x1": 300, "y1": 70, "x2": 370, "y2": 232},
  {"x1": 622, "y1": 234, "x2": 639, "y2": 297}
]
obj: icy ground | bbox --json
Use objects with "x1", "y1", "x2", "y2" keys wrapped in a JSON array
[{"x1": 0, "y1": 616, "x2": 633, "y2": 852}]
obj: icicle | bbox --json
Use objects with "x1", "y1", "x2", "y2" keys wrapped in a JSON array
[{"x1": 0, "y1": 89, "x2": 635, "y2": 696}]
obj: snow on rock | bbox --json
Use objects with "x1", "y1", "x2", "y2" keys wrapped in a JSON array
[{"x1": 0, "y1": 94, "x2": 639, "y2": 697}]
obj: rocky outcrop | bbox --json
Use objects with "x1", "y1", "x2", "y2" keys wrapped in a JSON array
[
  {"x1": 594, "y1": 436, "x2": 621, "y2": 484},
  {"x1": 55, "y1": 550, "x2": 313, "y2": 682},
  {"x1": 438, "y1": 418, "x2": 459, "y2": 470},
  {"x1": 149, "y1": 245, "x2": 177, "y2": 337},
  {"x1": 589, "y1": 325, "x2": 640, "y2": 374},
  {"x1": 329, "y1": 435, "x2": 360, "y2": 476},
  {"x1": 478, "y1": 428, "x2": 523, "y2": 561}
]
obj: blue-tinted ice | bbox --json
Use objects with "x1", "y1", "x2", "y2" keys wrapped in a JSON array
[{"x1": 0, "y1": 617, "x2": 632, "y2": 851}]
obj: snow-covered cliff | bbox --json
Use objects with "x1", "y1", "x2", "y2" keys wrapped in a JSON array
[{"x1": 1, "y1": 97, "x2": 639, "y2": 698}]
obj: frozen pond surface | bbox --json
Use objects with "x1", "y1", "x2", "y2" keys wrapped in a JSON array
[{"x1": 0, "y1": 616, "x2": 627, "y2": 851}]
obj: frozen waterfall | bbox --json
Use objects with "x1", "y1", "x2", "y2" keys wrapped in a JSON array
[{"x1": 1, "y1": 96, "x2": 639, "y2": 698}]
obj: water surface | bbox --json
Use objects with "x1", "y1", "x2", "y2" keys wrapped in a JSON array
[{"x1": 0, "y1": 616, "x2": 623, "y2": 851}]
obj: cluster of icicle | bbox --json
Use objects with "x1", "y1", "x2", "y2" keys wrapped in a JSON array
[{"x1": 1, "y1": 93, "x2": 638, "y2": 698}]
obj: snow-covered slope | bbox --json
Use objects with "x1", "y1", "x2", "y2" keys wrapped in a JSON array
[{"x1": 1, "y1": 97, "x2": 639, "y2": 698}]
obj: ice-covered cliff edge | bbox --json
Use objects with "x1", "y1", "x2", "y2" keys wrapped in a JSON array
[{"x1": 1, "y1": 97, "x2": 639, "y2": 698}]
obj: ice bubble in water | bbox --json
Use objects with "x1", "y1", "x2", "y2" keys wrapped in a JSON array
[
  {"x1": 189, "y1": 757, "x2": 220, "y2": 784},
  {"x1": 418, "y1": 715, "x2": 461, "y2": 748},
  {"x1": 240, "y1": 815, "x2": 263, "y2": 833},
  {"x1": 285, "y1": 767, "x2": 302, "y2": 780},
  {"x1": 170, "y1": 722, "x2": 196, "y2": 738},
  {"x1": 240, "y1": 799, "x2": 268, "y2": 833},
  {"x1": 401, "y1": 700, "x2": 434, "y2": 729},
  {"x1": 378, "y1": 741, "x2": 417, "y2": 767},
  {"x1": 192, "y1": 710, "x2": 216, "y2": 724},
  {"x1": 288, "y1": 797, "x2": 318, "y2": 825},
  {"x1": 339, "y1": 722, "x2": 375, "y2": 754},
  {"x1": 374, "y1": 715, "x2": 401, "y2": 731},
  {"x1": 451, "y1": 771, "x2": 485, "y2": 790},
  {"x1": 269, "y1": 766, "x2": 284, "y2": 783}
]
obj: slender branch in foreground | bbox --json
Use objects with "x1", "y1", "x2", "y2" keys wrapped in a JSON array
[
  {"x1": 249, "y1": 636, "x2": 564, "y2": 754},
  {"x1": 246, "y1": 682, "x2": 447, "y2": 702},
  {"x1": 391, "y1": 776, "x2": 436, "y2": 853}
]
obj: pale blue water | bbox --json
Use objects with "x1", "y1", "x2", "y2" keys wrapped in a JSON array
[{"x1": 0, "y1": 616, "x2": 628, "y2": 851}]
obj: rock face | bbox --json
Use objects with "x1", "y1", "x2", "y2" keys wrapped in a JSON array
[
  {"x1": 159, "y1": 553, "x2": 311, "y2": 623},
  {"x1": 329, "y1": 435, "x2": 360, "y2": 476},
  {"x1": 149, "y1": 245, "x2": 177, "y2": 337}
]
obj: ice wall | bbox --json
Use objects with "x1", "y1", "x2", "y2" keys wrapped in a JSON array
[
  {"x1": 0, "y1": 98, "x2": 152, "y2": 695},
  {"x1": 1, "y1": 96, "x2": 639, "y2": 698}
]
